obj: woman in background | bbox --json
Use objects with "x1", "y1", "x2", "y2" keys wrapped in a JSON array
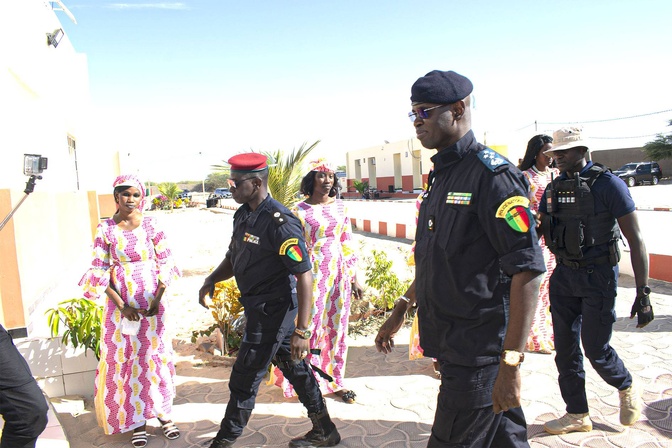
[
  {"x1": 272, "y1": 159, "x2": 362, "y2": 403},
  {"x1": 79, "y1": 174, "x2": 181, "y2": 447},
  {"x1": 519, "y1": 134, "x2": 558, "y2": 354}
]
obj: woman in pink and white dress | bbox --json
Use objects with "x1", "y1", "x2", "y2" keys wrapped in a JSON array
[
  {"x1": 272, "y1": 159, "x2": 362, "y2": 403},
  {"x1": 79, "y1": 174, "x2": 181, "y2": 447},
  {"x1": 519, "y1": 135, "x2": 559, "y2": 354}
]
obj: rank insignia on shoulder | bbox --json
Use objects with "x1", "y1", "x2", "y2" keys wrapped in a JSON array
[
  {"x1": 279, "y1": 238, "x2": 304, "y2": 261},
  {"x1": 446, "y1": 192, "x2": 472, "y2": 205},
  {"x1": 244, "y1": 233, "x2": 260, "y2": 245},
  {"x1": 272, "y1": 210, "x2": 287, "y2": 226},
  {"x1": 496, "y1": 196, "x2": 532, "y2": 233},
  {"x1": 476, "y1": 148, "x2": 508, "y2": 172}
]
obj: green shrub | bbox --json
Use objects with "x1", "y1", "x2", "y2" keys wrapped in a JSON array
[
  {"x1": 363, "y1": 249, "x2": 412, "y2": 310},
  {"x1": 45, "y1": 298, "x2": 103, "y2": 360}
]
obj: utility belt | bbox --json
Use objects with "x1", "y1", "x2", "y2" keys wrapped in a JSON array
[{"x1": 556, "y1": 255, "x2": 613, "y2": 270}]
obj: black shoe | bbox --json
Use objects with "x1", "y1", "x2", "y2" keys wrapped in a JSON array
[
  {"x1": 288, "y1": 406, "x2": 341, "y2": 447},
  {"x1": 207, "y1": 438, "x2": 236, "y2": 448},
  {"x1": 288, "y1": 426, "x2": 341, "y2": 447}
]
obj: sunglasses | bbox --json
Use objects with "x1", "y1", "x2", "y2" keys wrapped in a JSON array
[
  {"x1": 227, "y1": 177, "x2": 256, "y2": 189},
  {"x1": 408, "y1": 104, "x2": 449, "y2": 122}
]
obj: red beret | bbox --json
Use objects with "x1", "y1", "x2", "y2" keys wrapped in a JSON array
[{"x1": 228, "y1": 153, "x2": 268, "y2": 172}]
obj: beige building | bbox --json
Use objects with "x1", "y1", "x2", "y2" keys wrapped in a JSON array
[
  {"x1": 0, "y1": 0, "x2": 117, "y2": 337},
  {"x1": 344, "y1": 137, "x2": 509, "y2": 198}
]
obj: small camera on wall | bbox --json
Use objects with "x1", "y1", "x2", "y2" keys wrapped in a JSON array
[{"x1": 23, "y1": 154, "x2": 48, "y2": 176}]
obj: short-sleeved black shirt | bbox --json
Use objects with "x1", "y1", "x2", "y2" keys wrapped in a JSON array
[
  {"x1": 227, "y1": 195, "x2": 311, "y2": 299},
  {"x1": 415, "y1": 131, "x2": 546, "y2": 366}
]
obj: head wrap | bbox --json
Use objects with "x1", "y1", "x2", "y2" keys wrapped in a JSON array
[
  {"x1": 113, "y1": 174, "x2": 146, "y2": 210},
  {"x1": 307, "y1": 158, "x2": 334, "y2": 173},
  {"x1": 410, "y1": 70, "x2": 473, "y2": 105},
  {"x1": 228, "y1": 153, "x2": 268, "y2": 172}
]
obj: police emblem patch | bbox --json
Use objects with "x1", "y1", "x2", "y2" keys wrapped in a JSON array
[
  {"x1": 446, "y1": 192, "x2": 472, "y2": 205},
  {"x1": 243, "y1": 233, "x2": 260, "y2": 245},
  {"x1": 279, "y1": 238, "x2": 304, "y2": 261},
  {"x1": 496, "y1": 196, "x2": 532, "y2": 232}
]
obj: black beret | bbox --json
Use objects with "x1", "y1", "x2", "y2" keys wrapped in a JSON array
[{"x1": 410, "y1": 70, "x2": 473, "y2": 104}]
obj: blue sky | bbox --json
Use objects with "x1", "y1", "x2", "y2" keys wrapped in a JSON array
[{"x1": 58, "y1": 1, "x2": 672, "y2": 182}]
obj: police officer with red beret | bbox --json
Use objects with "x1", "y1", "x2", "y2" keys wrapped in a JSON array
[{"x1": 198, "y1": 153, "x2": 340, "y2": 447}]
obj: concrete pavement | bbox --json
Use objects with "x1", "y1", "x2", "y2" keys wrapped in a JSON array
[{"x1": 52, "y1": 272, "x2": 672, "y2": 447}]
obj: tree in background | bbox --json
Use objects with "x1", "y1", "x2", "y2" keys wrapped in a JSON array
[
  {"x1": 265, "y1": 141, "x2": 320, "y2": 207},
  {"x1": 643, "y1": 119, "x2": 672, "y2": 162},
  {"x1": 203, "y1": 172, "x2": 230, "y2": 192},
  {"x1": 157, "y1": 182, "x2": 180, "y2": 211}
]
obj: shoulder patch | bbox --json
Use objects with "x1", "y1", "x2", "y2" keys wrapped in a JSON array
[
  {"x1": 279, "y1": 238, "x2": 304, "y2": 261},
  {"x1": 496, "y1": 196, "x2": 533, "y2": 233},
  {"x1": 272, "y1": 209, "x2": 288, "y2": 226},
  {"x1": 476, "y1": 148, "x2": 508, "y2": 172}
]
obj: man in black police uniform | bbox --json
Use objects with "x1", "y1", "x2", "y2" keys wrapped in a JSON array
[
  {"x1": 198, "y1": 153, "x2": 340, "y2": 448},
  {"x1": 538, "y1": 129, "x2": 651, "y2": 434},
  {"x1": 375, "y1": 70, "x2": 546, "y2": 447},
  {"x1": 0, "y1": 324, "x2": 49, "y2": 448}
]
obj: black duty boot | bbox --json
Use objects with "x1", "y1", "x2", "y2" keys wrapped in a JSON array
[
  {"x1": 207, "y1": 438, "x2": 236, "y2": 447},
  {"x1": 289, "y1": 407, "x2": 341, "y2": 447}
]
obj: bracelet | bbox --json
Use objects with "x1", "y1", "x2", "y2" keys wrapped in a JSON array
[
  {"x1": 118, "y1": 303, "x2": 128, "y2": 311},
  {"x1": 394, "y1": 295, "x2": 411, "y2": 308}
]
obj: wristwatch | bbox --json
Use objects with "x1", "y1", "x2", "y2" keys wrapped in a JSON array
[
  {"x1": 637, "y1": 285, "x2": 651, "y2": 296},
  {"x1": 293, "y1": 327, "x2": 312, "y2": 340},
  {"x1": 501, "y1": 350, "x2": 525, "y2": 367}
]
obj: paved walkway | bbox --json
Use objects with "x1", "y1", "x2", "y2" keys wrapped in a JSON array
[{"x1": 53, "y1": 275, "x2": 672, "y2": 447}]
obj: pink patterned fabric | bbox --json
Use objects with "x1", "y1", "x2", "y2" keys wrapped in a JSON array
[
  {"x1": 273, "y1": 199, "x2": 357, "y2": 396},
  {"x1": 524, "y1": 167, "x2": 559, "y2": 353},
  {"x1": 79, "y1": 216, "x2": 180, "y2": 434}
]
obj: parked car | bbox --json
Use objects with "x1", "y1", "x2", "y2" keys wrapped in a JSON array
[
  {"x1": 212, "y1": 187, "x2": 232, "y2": 199},
  {"x1": 612, "y1": 162, "x2": 663, "y2": 187},
  {"x1": 178, "y1": 189, "x2": 192, "y2": 200}
]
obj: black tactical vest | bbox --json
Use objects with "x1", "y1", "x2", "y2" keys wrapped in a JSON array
[{"x1": 542, "y1": 163, "x2": 621, "y2": 263}]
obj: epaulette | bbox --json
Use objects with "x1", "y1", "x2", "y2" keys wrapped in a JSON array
[
  {"x1": 476, "y1": 148, "x2": 508, "y2": 172},
  {"x1": 271, "y1": 209, "x2": 289, "y2": 226}
]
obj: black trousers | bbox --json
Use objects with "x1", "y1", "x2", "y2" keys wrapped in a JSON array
[
  {"x1": 0, "y1": 325, "x2": 49, "y2": 448},
  {"x1": 215, "y1": 326, "x2": 324, "y2": 440},
  {"x1": 428, "y1": 361, "x2": 529, "y2": 447}
]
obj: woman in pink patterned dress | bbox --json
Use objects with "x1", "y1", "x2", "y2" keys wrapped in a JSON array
[
  {"x1": 79, "y1": 175, "x2": 181, "y2": 447},
  {"x1": 272, "y1": 159, "x2": 362, "y2": 404},
  {"x1": 519, "y1": 135, "x2": 559, "y2": 354}
]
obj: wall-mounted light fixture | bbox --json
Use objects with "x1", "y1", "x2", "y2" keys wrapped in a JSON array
[{"x1": 46, "y1": 28, "x2": 64, "y2": 48}]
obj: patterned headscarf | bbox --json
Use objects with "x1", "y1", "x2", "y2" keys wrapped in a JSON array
[
  {"x1": 113, "y1": 174, "x2": 146, "y2": 210},
  {"x1": 307, "y1": 158, "x2": 334, "y2": 173}
]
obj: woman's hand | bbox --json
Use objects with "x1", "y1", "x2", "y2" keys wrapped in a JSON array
[
  {"x1": 351, "y1": 278, "x2": 364, "y2": 300},
  {"x1": 145, "y1": 300, "x2": 161, "y2": 317},
  {"x1": 120, "y1": 304, "x2": 142, "y2": 321}
]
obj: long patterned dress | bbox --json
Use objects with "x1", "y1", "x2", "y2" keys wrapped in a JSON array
[
  {"x1": 524, "y1": 166, "x2": 559, "y2": 353},
  {"x1": 272, "y1": 199, "x2": 358, "y2": 396},
  {"x1": 79, "y1": 216, "x2": 180, "y2": 434}
]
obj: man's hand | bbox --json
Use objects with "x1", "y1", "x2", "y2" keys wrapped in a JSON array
[
  {"x1": 375, "y1": 307, "x2": 405, "y2": 354},
  {"x1": 198, "y1": 278, "x2": 216, "y2": 309},
  {"x1": 291, "y1": 334, "x2": 311, "y2": 361},
  {"x1": 630, "y1": 293, "x2": 654, "y2": 328},
  {"x1": 492, "y1": 365, "x2": 521, "y2": 414}
]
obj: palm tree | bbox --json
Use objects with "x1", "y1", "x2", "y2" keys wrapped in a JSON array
[
  {"x1": 264, "y1": 141, "x2": 320, "y2": 207},
  {"x1": 157, "y1": 182, "x2": 180, "y2": 211}
]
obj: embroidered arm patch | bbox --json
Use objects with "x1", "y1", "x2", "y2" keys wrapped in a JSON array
[
  {"x1": 496, "y1": 196, "x2": 533, "y2": 233},
  {"x1": 279, "y1": 238, "x2": 304, "y2": 261}
]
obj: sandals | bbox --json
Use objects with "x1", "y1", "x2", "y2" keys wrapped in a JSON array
[
  {"x1": 335, "y1": 389, "x2": 356, "y2": 404},
  {"x1": 131, "y1": 429, "x2": 148, "y2": 447},
  {"x1": 160, "y1": 420, "x2": 181, "y2": 440}
]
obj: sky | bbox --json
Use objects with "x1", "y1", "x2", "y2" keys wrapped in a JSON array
[{"x1": 57, "y1": 0, "x2": 672, "y2": 182}]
